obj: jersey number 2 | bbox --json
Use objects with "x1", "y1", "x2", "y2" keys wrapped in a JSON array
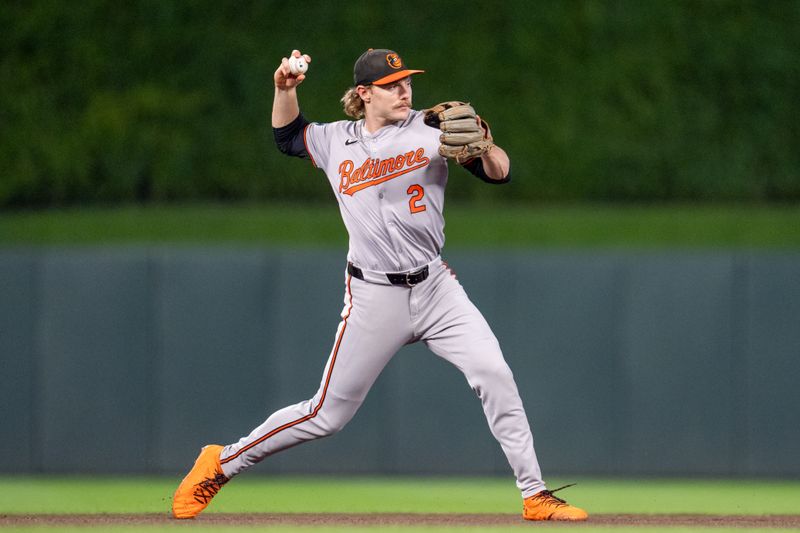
[{"x1": 407, "y1": 184, "x2": 427, "y2": 214}]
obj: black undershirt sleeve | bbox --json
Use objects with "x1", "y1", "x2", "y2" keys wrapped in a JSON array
[
  {"x1": 461, "y1": 157, "x2": 511, "y2": 184},
  {"x1": 273, "y1": 113, "x2": 311, "y2": 158}
]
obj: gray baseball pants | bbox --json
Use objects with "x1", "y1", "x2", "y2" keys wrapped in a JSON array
[{"x1": 219, "y1": 258, "x2": 545, "y2": 497}]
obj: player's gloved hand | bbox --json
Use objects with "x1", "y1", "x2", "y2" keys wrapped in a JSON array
[
  {"x1": 275, "y1": 49, "x2": 311, "y2": 91},
  {"x1": 423, "y1": 101, "x2": 494, "y2": 165}
]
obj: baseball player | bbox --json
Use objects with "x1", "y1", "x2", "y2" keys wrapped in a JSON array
[{"x1": 172, "y1": 48, "x2": 587, "y2": 522}]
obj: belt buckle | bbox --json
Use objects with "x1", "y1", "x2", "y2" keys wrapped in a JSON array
[{"x1": 404, "y1": 267, "x2": 426, "y2": 287}]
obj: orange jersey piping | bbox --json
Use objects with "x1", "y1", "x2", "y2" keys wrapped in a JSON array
[
  {"x1": 220, "y1": 275, "x2": 354, "y2": 465},
  {"x1": 302, "y1": 124, "x2": 317, "y2": 167}
]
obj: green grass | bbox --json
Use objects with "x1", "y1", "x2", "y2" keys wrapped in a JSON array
[
  {"x1": 2, "y1": 476, "x2": 799, "y2": 515},
  {"x1": 1, "y1": 203, "x2": 799, "y2": 247},
  {"x1": 1, "y1": 477, "x2": 799, "y2": 532}
]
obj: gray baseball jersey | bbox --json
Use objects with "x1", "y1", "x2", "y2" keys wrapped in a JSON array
[
  {"x1": 219, "y1": 110, "x2": 547, "y2": 498},
  {"x1": 305, "y1": 110, "x2": 447, "y2": 272}
]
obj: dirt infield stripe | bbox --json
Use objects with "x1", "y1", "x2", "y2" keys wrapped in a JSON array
[{"x1": 3, "y1": 513, "x2": 800, "y2": 528}]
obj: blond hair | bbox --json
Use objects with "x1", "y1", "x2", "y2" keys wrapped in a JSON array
[{"x1": 341, "y1": 87, "x2": 365, "y2": 119}]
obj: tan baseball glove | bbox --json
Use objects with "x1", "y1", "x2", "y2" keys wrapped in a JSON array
[{"x1": 423, "y1": 101, "x2": 494, "y2": 164}]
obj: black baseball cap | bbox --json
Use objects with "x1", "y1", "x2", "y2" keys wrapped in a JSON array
[{"x1": 353, "y1": 49, "x2": 424, "y2": 86}]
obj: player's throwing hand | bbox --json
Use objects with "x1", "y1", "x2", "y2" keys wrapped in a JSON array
[{"x1": 275, "y1": 49, "x2": 311, "y2": 90}]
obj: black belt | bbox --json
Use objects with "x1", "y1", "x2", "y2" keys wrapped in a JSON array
[{"x1": 347, "y1": 262, "x2": 429, "y2": 286}]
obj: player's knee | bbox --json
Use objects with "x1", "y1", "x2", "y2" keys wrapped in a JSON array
[
  {"x1": 318, "y1": 414, "x2": 349, "y2": 435},
  {"x1": 320, "y1": 417, "x2": 344, "y2": 435},
  {"x1": 315, "y1": 399, "x2": 359, "y2": 435},
  {"x1": 471, "y1": 359, "x2": 515, "y2": 391}
]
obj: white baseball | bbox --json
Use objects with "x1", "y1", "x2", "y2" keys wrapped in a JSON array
[{"x1": 288, "y1": 55, "x2": 308, "y2": 75}]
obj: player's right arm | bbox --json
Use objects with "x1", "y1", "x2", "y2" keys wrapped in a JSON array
[
  {"x1": 273, "y1": 50, "x2": 313, "y2": 159},
  {"x1": 272, "y1": 50, "x2": 310, "y2": 127},
  {"x1": 271, "y1": 50, "x2": 334, "y2": 169}
]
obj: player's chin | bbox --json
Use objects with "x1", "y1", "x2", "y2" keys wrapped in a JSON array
[{"x1": 392, "y1": 107, "x2": 411, "y2": 121}]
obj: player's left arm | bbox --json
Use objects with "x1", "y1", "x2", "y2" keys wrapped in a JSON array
[
  {"x1": 478, "y1": 145, "x2": 510, "y2": 181},
  {"x1": 461, "y1": 147, "x2": 511, "y2": 185}
]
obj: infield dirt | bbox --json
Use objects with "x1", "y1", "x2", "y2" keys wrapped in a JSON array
[{"x1": 3, "y1": 513, "x2": 800, "y2": 528}]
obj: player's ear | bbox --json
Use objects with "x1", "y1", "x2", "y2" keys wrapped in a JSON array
[{"x1": 356, "y1": 85, "x2": 371, "y2": 103}]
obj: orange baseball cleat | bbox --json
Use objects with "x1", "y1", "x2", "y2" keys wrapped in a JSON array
[
  {"x1": 172, "y1": 445, "x2": 229, "y2": 519},
  {"x1": 522, "y1": 485, "x2": 588, "y2": 521}
]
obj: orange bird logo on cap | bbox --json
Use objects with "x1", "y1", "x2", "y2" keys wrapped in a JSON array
[{"x1": 386, "y1": 53, "x2": 403, "y2": 69}]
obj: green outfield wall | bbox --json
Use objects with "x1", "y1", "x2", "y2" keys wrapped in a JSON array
[
  {"x1": 2, "y1": 1, "x2": 799, "y2": 206},
  {"x1": 1, "y1": 247, "x2": 798, "y2": 477}
]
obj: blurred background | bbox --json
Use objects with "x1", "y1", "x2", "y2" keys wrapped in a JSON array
[
  {"x1": 1, "y1": 0, "x2": 798, "y2": 480},
  {"x1": 2, "y1": 0, "x2": 799, "y2": 206}
]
